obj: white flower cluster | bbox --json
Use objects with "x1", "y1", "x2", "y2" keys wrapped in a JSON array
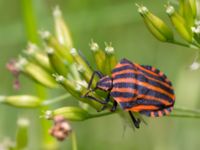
[
  {"x1": 191, "y1": 20, "x2": 200, "y2": 34},
  {"x1": 190, "y1": 52, "x2": 200, "y2": 71}
]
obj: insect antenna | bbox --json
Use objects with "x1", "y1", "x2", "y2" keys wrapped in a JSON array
[{"x1": 78, "y1": 49, "x2": 93, "y2": 70}]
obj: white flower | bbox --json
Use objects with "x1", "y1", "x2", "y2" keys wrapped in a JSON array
[{"x1": 190, "y1": 61, "x2": 200, "y2": 70}]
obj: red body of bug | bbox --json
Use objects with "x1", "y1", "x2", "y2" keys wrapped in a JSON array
[{"x1": 84, "y1": 58, "x2": 175, "y2": 128}]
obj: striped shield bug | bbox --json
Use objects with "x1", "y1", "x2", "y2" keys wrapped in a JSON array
[{"x1": 83, "y1": 58, "x2": 175, "y2": 128}]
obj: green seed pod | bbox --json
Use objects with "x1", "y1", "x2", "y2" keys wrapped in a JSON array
[
  {"x1": 47, "y1": 47, "x2": 69, "y2": 76},
  {"x1": 143, "y1": 18, "x2": 168, "y2": 41},
  {"x1": 16, "y1": 57, "x2": 57, "y2": 88},
  {"x1": 16, "y1": 118, "x2": 29, "y2": 149},
  {"x1": 189, "y1": 0, "x2": 197, "y2": 18},
  {"x1": 178, "y1": 0, "x2": 196, "y2": 19},
  {"x1": 70, "y1": 48, "x2": 93, "y2": 82},
  {"x1": 54, "y1": 75, "x2": 77, "y2": 94},
  {"x1": 45, "y1": 107, "x2": 91, "y2": 121},
  {"x1": 179, "y1": 0, "x2": 194, "y2": 27},
  {"x1": 40, "y1": 31, "x2": 73, "y2": 64},
  {"x1": 24, "y1": 43, "x2": 54, "y2": 73},
  {"x1": 179, "y1": 0, "x2": 184, "y2": 15},
  {"x1": 53, "y1": 74, "x2": 102, "y2": 110},
  {"x1": 0, "y1": 95, "x2": 41, "y2": 108},
  {"x1": 53, "y1": 6, "x2": 73, "y2": 49},
  {"x1": 70, "y1": 63, "x2": 82, "y2": 81},
  {"x1": 89, "y1": 40, "x2": 106, "y2": 73},
  {"x1": 137, "y1": 5, "x2": 174, "y2": 42},
  {"x1": 166, "y1": 5, "x2": 193, "y2": 42},
  {"x1": 104, "y1": 43, "x2": 118, "y2": 75},
  {"x1": 53, "y1": 74, "x2": 87, "y2": 99}
]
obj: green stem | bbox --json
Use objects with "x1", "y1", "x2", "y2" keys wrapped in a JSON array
[
  {"x1": 87, "y1": 106, "x2": 200, "y2": 120},
  {"x1": 192, "y1": 40, "x2": 200, "y2": 49},
  {"x1": 169, "y1": 40, "x2": 200, "y2": 50},
  {"x1": 21, "y1": 0, "x2": 57, "y2": 149},
  {"x1": 89, "y1": 111, "x2": 114, "y2": 119},
  {"x1": 21, "y1": 0, "x2": 39, "y2": 43},
  {"x1": 173, "y1": 106, "x2": 200, "y2": 114},
  {"x1": 169, "y1": 113, "x2": 200, "y2": 118},
  {"x1": 170, "y1": 40, "x2": 191, "y2": 48},
  {"x1": 42, "y1": 93, "x2": 71, "y2": 106},
  {"x1": 71, "y1": 131, "x2": 78, "y2": 150}
]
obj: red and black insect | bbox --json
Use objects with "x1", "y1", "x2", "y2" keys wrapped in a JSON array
[{"x1": 83, "y1": 58, "x2": 175, "y2": 128}]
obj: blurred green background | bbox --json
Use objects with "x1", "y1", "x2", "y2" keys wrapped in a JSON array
[{"x1": 1, "y1": 0, "x2": 200, "y2": 149}]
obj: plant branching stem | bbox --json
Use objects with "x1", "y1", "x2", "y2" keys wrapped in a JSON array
[
  {"x1": 169, "y1": 40, "x2": 200, "y2": 50},
  {"x1": 192, "y1": 41, "x2": 200, "y2": 49},
  {"x1": 169, "y1": 114, "x2": 200, "y2": 119},
  {"x1": 89, "y1": 111, "x2": 114, "y2": 119},
  {"x1": 87, "y1": 106, "x2": 200, "y2": 120},
  {"x1": 170, "y1": 40, "x2": 191, "y2": 48},
  {"x1": 173, "y1": 106, "x2": 200, "y2": 114},
  {"x1": 42, "y1": 93, "x2": 71, "y2": 106}
]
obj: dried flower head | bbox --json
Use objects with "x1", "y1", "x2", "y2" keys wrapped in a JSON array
[
  {"x1": 49, "y1": 115, "x2": 72, "y2": 141},
  {"x1": 6, "y1": 59, "x2": 21, "y2": 90}
]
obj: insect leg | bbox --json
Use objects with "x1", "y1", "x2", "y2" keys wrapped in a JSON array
[
  {"x1": 82, "y1": 70, "x2": 103, "y2": 100},
  {"x1": 110, "y1": 101, "x2": 118, "y2": 112},
  {"x1": 100, "y1": 93, "x2": 111, "y2": 111},
  {"x1": 128, "y1": 111, "x2": 141, "y2": 129},
  {"x1": 87, "y1": 71, "x2": 103, "y2": 90},
  {"x1": 82, "y1": 87, "x2": 98, "y2": 97},
  {"x1": 84, "y1": 95, "x2": 107, "y2": 105}
]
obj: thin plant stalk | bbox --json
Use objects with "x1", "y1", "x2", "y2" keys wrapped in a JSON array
[
  {"x1": 42, "y1": 93, "x2": 71, "y2": 106},
  {"x1": 21, "y1": 0, "x2": 39, "y2": 44},
  {"x1": 173, "y1": 106, "x2": 200, "y2": 114},
  {"x1": 71, "y1": 131, "x2": 78, "y2": 150},
  {"x1": 169, "y1": 113, "x2": 200, "y2": 118},
  {"x1": 21, "y1": 0, "x2": 57, "y2": 149}
]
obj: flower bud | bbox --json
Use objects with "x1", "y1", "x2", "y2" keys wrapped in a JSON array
[
  {"x1": 104, "y1": 43, "x2": 118, "y2": 75},
  {"x1": 47, "y1": 47, "x2": 69, "y2": 76},
  {"x1": 166, "y1": 5, "x2": 193, "y2": 42},
  {"x1": 137, "y1": 5, "x2": 174, "y2": 42},
  {"x1": 45, "y1": 107, "x2": 91, "y2": 121},
  {"x1": 0, "y1": 95, "x2": 41, "y2": 108},
  {"x1": 70, "y1": 48, "x2": 93, "y2": 82},
  {"x1": 16, "y1": 57, "x2": 57, "y2": 88},
  {"x1": 89, "y1": 40, "x2": 106, "y2": 72},
  {"x1": 40, "y1": 31, "x2": 73, "y2": 64},
  {"x1": 24, "y1": 43, "x2": 53, "y2": 72},
  {"x1": 16, "y1": 118, "x2": 29, "y2": 149},
  {"x1": 53, "y1": 6, "x2": 73, "y2": 49}
]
